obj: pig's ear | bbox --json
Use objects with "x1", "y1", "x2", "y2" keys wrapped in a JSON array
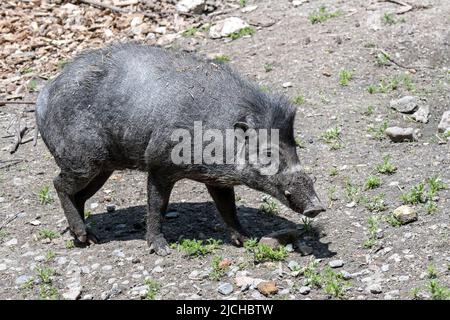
[
  {"x1": 234, "y1": 115, "x2": 256, "y2": 131},
  {"x1": 234, "y1": 122, "x2": 250, "y2": 131}
]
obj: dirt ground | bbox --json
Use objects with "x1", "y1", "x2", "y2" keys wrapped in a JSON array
[{"x1": 0, "y1": 0, "x2": 449, "y2": 300}]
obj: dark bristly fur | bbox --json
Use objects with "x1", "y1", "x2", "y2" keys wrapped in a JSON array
[{"x1": 36, "y1": 43, "x2": 324, "y2": 256}]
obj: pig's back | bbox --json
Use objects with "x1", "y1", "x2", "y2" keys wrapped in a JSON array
[{"x1": 39, "y1": 43, "x2": 252, "y2": 169}]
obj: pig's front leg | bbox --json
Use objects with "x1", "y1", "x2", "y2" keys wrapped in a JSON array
[
  {"x1": 206, "y1": 185, "x2": 249, "y2": 246},
  {"x1": 146, "y1": 176, "x2": 173, "y2": 256}
]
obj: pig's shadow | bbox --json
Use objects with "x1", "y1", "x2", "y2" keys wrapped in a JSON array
[{"x1": 86, "y1": 202, "x2": 335, "y2": 258}]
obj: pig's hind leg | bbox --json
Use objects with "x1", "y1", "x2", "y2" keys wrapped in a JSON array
[
  {"x1": 206, "y1": 185, "x2": 249, "y2": 246},
  {"x1": 54, "y1": 170, "x2": 106, "y2": 245},
  {"x1": 73, "y1": 170, "x2": 114, "y2": 243},
  {"x1": 146, "y1": 175, "x2": 174, "y2": 256}
]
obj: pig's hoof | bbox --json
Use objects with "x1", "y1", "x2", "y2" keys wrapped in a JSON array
[
  {"x1": 231, "y1": 232, "x2": 248, "y2": 247},
  {"x1": 148, "y1": 236, "x2": 171, "y2": 256},
  {"x1": 74, "y1": 230, "x2": 99, "y2": 246}
]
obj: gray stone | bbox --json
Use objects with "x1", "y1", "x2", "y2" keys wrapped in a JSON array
[
  {"x1": 81, "y1": 294, "x2": 93, "y2": 300},
  {"x1": 438, "y1": 110, "x2": 450, "y2": 133},
  {"x1": 241, "y1": 5, "x2": 258, "y2": 13},
  {"x1": 152, "y1": 266, "x2": 164, "y2": 273},
  {"x1": 367, "y1": 283, "x2": 382, "y2": 294},
  {"x1": 385, "y1": 127, "x2": 416, "y2": 143},
  {"x1": 29, "y1": 220, "x2": 41, "y2": 226},
  {"x1": 15, "y1": 275, "x2": 33, "y2": 285},
  {"x1": 329, "y1": 259, "x2": 344, "y2": 268},
  {"x1": 393, "y1": 205, "x2": 417, "y2": 224},
  {"x1": 106, "y1": 204, "x2": 116, "y2": 212},
  {"x1": 109, "y1": 283, "x2": 122, "y2": 298},
  {"x1": 412, "y1": 105, "x2": 430, "y2": 123},
  {"x1": 102, "y1": 265, "x2": 113, "y2": 271},
  {"x1": 0, "y1": 263, "x2": 7, "y2": 271},
  {"x1": 390, "y1": 96, "x2": 419, "y2": 113},
  {"x1": 340, "y1": 270, "x2": 353, "y2": 280},
  {"x1": 175, "y1": 0, "x2": 206, "y2": 14},
  {"x1": 285, "y1": 243, "x2": 294, "y2": 252},
  {"x1": 188, "y1": 270, "x2": 208, "y2": 280},
  {"x1": 209, "y1": 17, "x2": 249, "y2": 39},
  {"x1": 218, "y1": 282, "x2": 234, "y2": 295},
  {"x1": 4, "y1": 238, "x2": 18, "y2": 247},
  {"x1": 287, "y1": 260, "x2": 300, "y2": 271},
  {"x1": 299, "y1": 286, "x2": 311, "y2": 295}
]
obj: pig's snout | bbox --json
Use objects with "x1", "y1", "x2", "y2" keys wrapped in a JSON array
[{"x1": 302, "y1": 197, "x2": 326, "y2": 218}]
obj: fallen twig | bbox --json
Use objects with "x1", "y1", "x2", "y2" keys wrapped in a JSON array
[
  {"x1": 9, "y1": 119, "x2": 28, "y2": 154},
  {"x1": 79, "y1": 0, "x2": 128, "y2": 14},
  {"x1": 0, "y1": 212, "x2": 21, "y2": 231},
  {"x1": 33, "y1": 126, "x2": 39, "y2": 147},
  {"x1": 0, "y1": 159, "x2": 24, "y2": 170},
  {"x1": 0, "y1": 100, "x2": 36, "y2": 106},
  {"x1": 383, "y1": 0, "x2": 413, "y2": 14},
  {"x1": 77, "y1": 0, "x2": 175, "y2": 19},
  {"x1": 379, "y1": 49, "x2": 415, "y2": 71}
]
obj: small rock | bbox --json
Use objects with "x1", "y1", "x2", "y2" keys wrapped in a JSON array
[
  {"x1": 113, "y1": 249, "x2": 125, "y2": 258},
  {"x1": 285, "y1": 243, "x2": 294, "y2": 252},
  {"x1": 299, "y1": 286, "x2": 311, "y2": 295},
  {"x1": 152, "y1": 266, "x2": 164, "y2": 273},
  {"x1": 188, "y1": 270, "x2": 209, "y2": 281},
  {"x1": 209, "y1": 17, "x2": 249, "y2": 39},
  {"x1": 329, "y1": 260, "x2": 344, "y2": 268},
  {"x1": 90, "y1": 202, "x2": 99, "y2": 210},
  {"x1": 412, "y1": 105, "x2": 430, "y2": 123},
  {"x1": 259, "y1": 228, "x2": 300, "y2": 249},
  {"x1": 132, "y1": 258, "x2": 141, "y2": 264},
  {"x1": 29, "y1": 220, "x2": 41, "y2": 226},
  {"x1": 102, "y1": 265, "x2": 113, "y2": 271},
  {"x1": 438, "y1": 110, "x2": 450, "y2": 133},
  {"x1": 340, "y1": 271, "x2": 353, "y2": 280},
  {"x1": 282, "y1": 82, "x2": 293, "y2": 88},
  {"x1": 367, "y1": 283, "x2": 382, "y2": 294},
  {"x1": 4, "y1": 238, "x2": 18, "y2": 247},
  {"x1": 81, "y1": 294, "x2": 93, "y2": 300},
  {"x1": 287, "y1": 261, "x2": 300, "y2": 271},
  {"x1": 398, "y1": 275, "x2": 410, "y2": 281},
  {"x1": 235, "y1": 276, "x2": 263, "y2": 291},
  {"x1": 390, "y1": 96, "x2": 419, "y2": 113},
  {"x1": 15, "y1": 275, "x2": 33, "y2": 285},
  {"x1": 385, "y1": 127, "x2": 416, "y2": 143},
  {"x1": 259, "y1": 237, "x2": 281, "y2": 249},
  {"x1": 165, "y1": 211, "x2": 179, "y2": 219},
  {"x1": 393, "y1": 205, "x2": 417, "y2": 224},
  {"x1": 292, "y1": 0, "x2": 307, "y2": 7},
  {"x1": 0, "y1": 263, "x2": 7, "y2": 271},
  {"x1": 381, "y1": 264, "x2": 390, "y2": 272},
  {"x1": 175, "y1": 0, "x2": 206, "y2": 14},
  {"x1": 109, "y1": 283, "x2": 122, "y2": 298},
  {"x1": 130, "y1": 16, "x2": 143, "y2": 28},
  {"x1": 257, "y1": 281, "x2": 278, "y2": 296},
  {"x1": 156, "y1": 34, "x2": 179, "y2": 47},
  {"x1": 63, "y1": 283, "x2": 82, "y2": 300},
  {"x1": 241, "y1": 5, "x2": 258, "y2": 13},
  {"x1": 218, "y1": 282, "x2": 234, "y2": 295},
  {"x1": 106, "y1": 204, "x2": 116, "y2": 213},
  {"x1": 91, "y1": 263, "x2": 100, "y2": 270}
]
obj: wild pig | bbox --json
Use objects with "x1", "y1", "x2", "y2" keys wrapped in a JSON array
[{"x1": 35, "y1": 43, "x2": 325, "y2": 256}]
